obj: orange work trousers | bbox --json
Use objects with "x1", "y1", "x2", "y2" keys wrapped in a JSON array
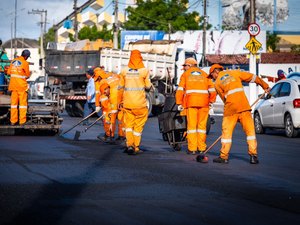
[
  {"x1": 186, "y1": 107, "x2": 209, "y2": 151},
  {"x1": 123, "y1": 107, "x2": 148, "y2": 150},
  {"x1": 220, "y1": 111, "x2": 257, "y2": 159},
  {"x1": 117, "y1": 109, "x2": 125, "y2": 137},
  {"x1": 10, "y1": 90, "x2": 28, "y2": 124}
]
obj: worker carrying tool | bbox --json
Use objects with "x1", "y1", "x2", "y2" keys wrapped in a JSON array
[
  {"x1": 209, "y1": 64, "x2": 270, "y2": 164},
  {"x1": 175, "y1": 58, "x2": 216, "y2": 156},
  {"x1": 6, "y1": 49, "x2": 31, "y2": 125},
  {"x1": 118, "y1": 50, "x2": 152, "y2": 155},
  {"x1": 94, "y1": 67, "x2": 125, "y2": 142}
]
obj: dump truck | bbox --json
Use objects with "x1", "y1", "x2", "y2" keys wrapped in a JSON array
[{"x1": 45, "y1": 40, "x2": 197, "y2": 116}]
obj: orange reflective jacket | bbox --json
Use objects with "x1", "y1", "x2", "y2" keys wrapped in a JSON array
[
  {"x1": 215, "y1": 70, "x2": 269, "y2": 116},
  {"x1": 176, "y1": 67, "x2": 216, "y2": 108},
  {"x1": 119, "y1": 50, "x2": 152, "y2": 109},
  {"x1": 7, "y1": 56, "x2": 30, "y2": 91}
]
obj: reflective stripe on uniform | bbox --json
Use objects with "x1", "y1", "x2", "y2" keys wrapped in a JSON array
[
  {"x1": 110, "y1": 110, "x2": 118, "y2": 113},
  {"x1": 117, "y1": 85, "x2": 124, "y2": 90},
  {"x1": 125, "y1": 128, "x2": 133, "y2": 132},
  {"x1": 133, "y1": 131, "x2": 142, "y2": 136},
  {"x1": 247, "y1": 135, "x2": 256, "y2": 140},
  {"x1": 11, "y1": 74, "x2": 27, "y2": 79},
  {"x1": 177, "y1": 87, "x2": 184, "y2": 91},
  {"x1": 208, "y1": 88, "x2": 215, "y2": 92},
  {"x1": 100, "y1": 97, "x2": 108, "y2": 102},
  {"x1": 11, "y1": 105, "x2": 18, "y2": 108},
  {"x1": 225, "y1": 87, "x2": 244, "y2": 98},
  {"x1": 250, "y1": 74, "x2": 257, "y2": 83},
  {"x1": 19, "y1": 106, "x2": 27, "y2": 109},
  {"x1": 221, "y1": 138, "x2": 232, "y2": 143},
  {"x1": 186, "y1": 90, "x2": 208, "y2": 94},
  {"x1": 197, "y1": 129, "x2": 206, "y2": 134},
  {"x1": 187, "y1": 129, "x2": 197, "y2": 134},
  {"x1": 124, "y1": 87, "x2": 145, "y2": 91},
  {"x1": 95, "y1": 90, "x2": 100, "y2": 94}
]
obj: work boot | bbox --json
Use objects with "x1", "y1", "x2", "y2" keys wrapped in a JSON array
[
  {"x1": 213, "y1": 157, "x2": 229, "y2": 164},
  {"x1": 134, "y1": 146, "x2": 143, "y2": 155},
  {"x1": 11, "y1": 122, "x2": 17, "y2": 126},
  {"x1": 97, "y1": 134, "x2": 110, "y2": 143},
  {"x1": 250, "y1": 155, "x2": 259, "y2": 164},
  {"x1": 187, "y1": 150, "x2": 196, "y2": 155},
  {"x1": 127, "y1": 146, "x2": 135, "y2": 155},
  {"x1": 115, "y1": 136, "x2": 126, "y2": 145}
]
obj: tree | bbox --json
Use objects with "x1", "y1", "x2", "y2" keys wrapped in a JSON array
[
  {"x1": 123, "y1": 0, "x2": 211, "y2": 32},
  {"x1": 291, "y1": 45, "x2": 300, "y2": 54},
  {"x1": 43, "y1": 26, "x2": 56, "y2": 49},
  {"x1": 77, "y1": 24, "x2": 113, "y2": 41},
  {"x1": 266, "y1": 31, "x2": 281, "y2": 52}
]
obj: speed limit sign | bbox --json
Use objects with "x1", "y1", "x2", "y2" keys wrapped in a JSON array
[{"x1": 248, "y1": 23, "x2": 260, "y2": 36}]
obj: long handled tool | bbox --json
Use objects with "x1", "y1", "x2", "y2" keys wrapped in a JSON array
[
  {"x1": 196, "y1": 93, "x2": 266, "y2": 163},
  {"x1": 61, "y1": 110, "x2": 98, "y2": 136},
  {"x1": 73, "y1": 114, "x2": 105, "y2": 140}
]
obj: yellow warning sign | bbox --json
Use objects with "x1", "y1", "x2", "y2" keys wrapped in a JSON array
[{"x1": 245, "y1": 37, "x2": 262, "y2": 54}]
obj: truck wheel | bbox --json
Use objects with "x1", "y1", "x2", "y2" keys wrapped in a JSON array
[
  {"x1": 65, "y1": 101, "x2": 76, "y2": 117},
  {"x1": 146, "y1": 93, "x2": 152, "y2": 116}
]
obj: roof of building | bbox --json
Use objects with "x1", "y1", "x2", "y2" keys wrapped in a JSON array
[
  {"x1": 2, "y1": 38, "x2": 39, "y2": 49},
  {"x1": 206, "y1": 53, "x2": 300, "y2": 65}
]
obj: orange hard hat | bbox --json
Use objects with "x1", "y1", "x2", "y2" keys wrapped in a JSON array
[
  {"x1": 183, "y1": 58, "x2": 197, "y2": 66},
  {"x1": 100, "y1": 83, "x2": 109, "y2": 94},
  {"x1": 209, "y1": 64, "x2": 224, "y2": 75},
  {"x1": 94, "y1": 67, "x2": 107, "y2": 80}
]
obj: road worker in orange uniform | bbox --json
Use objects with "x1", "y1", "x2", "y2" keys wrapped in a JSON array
[
  {"x1": 176, "y1": 58, "x2": 216, "y2": 156},
  {"x1": 94, "y1": 67, "x2": 125, "y2": 141},
  {"x1": 209, "y1": 64, "x2": 270, "y2": 164},
  {"x1": 6, "y1": 49, "x2": 31, "y2": 125},
  {"x1": 98, "y1": 83, "x2": 113, "y2": 141},
  {"x1": 118, "y1": 50, "x2": 152, "y2": 155}
]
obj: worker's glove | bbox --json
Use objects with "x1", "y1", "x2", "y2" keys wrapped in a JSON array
[
  {"x1": 95, "y1": 106, "x2": 101, "y2": 113},
  {"x1": 178, "y1": 105, "x2": 184, "y2": 112}
]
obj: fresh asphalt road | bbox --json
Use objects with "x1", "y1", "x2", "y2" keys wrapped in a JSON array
[{"x1": 0, "y1": 113, "x2": 299, "y2": 225}]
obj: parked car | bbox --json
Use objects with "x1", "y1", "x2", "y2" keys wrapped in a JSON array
[
  {"x1": 254, "y1": 77, "x2": 300, "y2": 137},
  {"x1": 33, "y1": 76, "x2": 45, "y2": 99}
]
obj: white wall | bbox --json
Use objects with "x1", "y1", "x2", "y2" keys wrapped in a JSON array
[{"x1": 5, "y1": 47, "x2": 43, "y2": 81}]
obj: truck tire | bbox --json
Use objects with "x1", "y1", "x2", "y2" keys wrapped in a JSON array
[{"x1": 146, "y1": 93, "x2": 152, "y2": 116}]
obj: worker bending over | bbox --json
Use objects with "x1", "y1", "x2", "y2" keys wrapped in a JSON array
[{"x1": 209, "y1": 64, "x2": 270, "y2": 164}]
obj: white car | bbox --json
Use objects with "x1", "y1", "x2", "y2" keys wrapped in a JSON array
[{"x1": 254, "y1": 77, "x2": 300, "y2": 137}]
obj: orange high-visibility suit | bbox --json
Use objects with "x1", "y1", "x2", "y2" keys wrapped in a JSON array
[
  {"x1": 214, "y1": 70, "x2": 269, "y2": 160},
  {"x1": 118, "y1": 50, "x2": 152, "y2": 152},
  {"x1": 99, "y1": 83, "x2": 112, "y2": 137},
  {"x1": 7, "y1": 56, "x2": 30, "y2": 124},
  {"x1": 94, "y1": 68, "x2": 124, "y2": 138},
  {"x1": 176, "y1": 67, "x2": 216, "y2": 152}
]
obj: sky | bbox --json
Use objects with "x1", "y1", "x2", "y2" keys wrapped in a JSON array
[{"x1": 0, "y1": 0, "x2": 299, "y2": 43}]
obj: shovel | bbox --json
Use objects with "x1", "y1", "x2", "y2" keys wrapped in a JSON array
[
  {"x1": 60, "y1": 110, "x2": 98, "y2": 137},
  {"x1": 73, "y1": 114, "x2": 105, "y2": 141}
]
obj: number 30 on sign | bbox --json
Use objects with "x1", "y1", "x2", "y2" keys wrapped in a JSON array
[{"x1": 248, "y1": 23, "x2": 260, "y2": 36}]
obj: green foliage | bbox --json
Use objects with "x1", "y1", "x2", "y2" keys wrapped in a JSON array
[
  {"x1": 43, "y1": 26, "x2": 56, "y2": 49},
  {"x1": 267, "y1": 31, "x2": 281, "y2": 52},
  {"x1": 291, "y1": 44, "x2": 300, "y2": 53},
  {"x1": 78, "y1": 24, "x2": 113, "y2": 41},
  {"x1": 123, "y1": 0, "x2": 211, "y2": 32}
]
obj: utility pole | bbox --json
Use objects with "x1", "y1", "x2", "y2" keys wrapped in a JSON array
[
  {"x1": 14, "y1": 0, "x2": 17, "y2": 58},
  {"x1": 28, "y1": 9, "x2": 47, "y2": 70},
  {"x1": 249, "y1": 0, "x2": 257, "y2": 105},
  {"x1": 113, "y1": 0, "x2": 119, "y2": 49},
  {"x1": 202, "y1": 0, "x2": 207, "y2": 67},
  {"x1": 73, "y1": 0, "x2": 78, "y2": 41}
]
